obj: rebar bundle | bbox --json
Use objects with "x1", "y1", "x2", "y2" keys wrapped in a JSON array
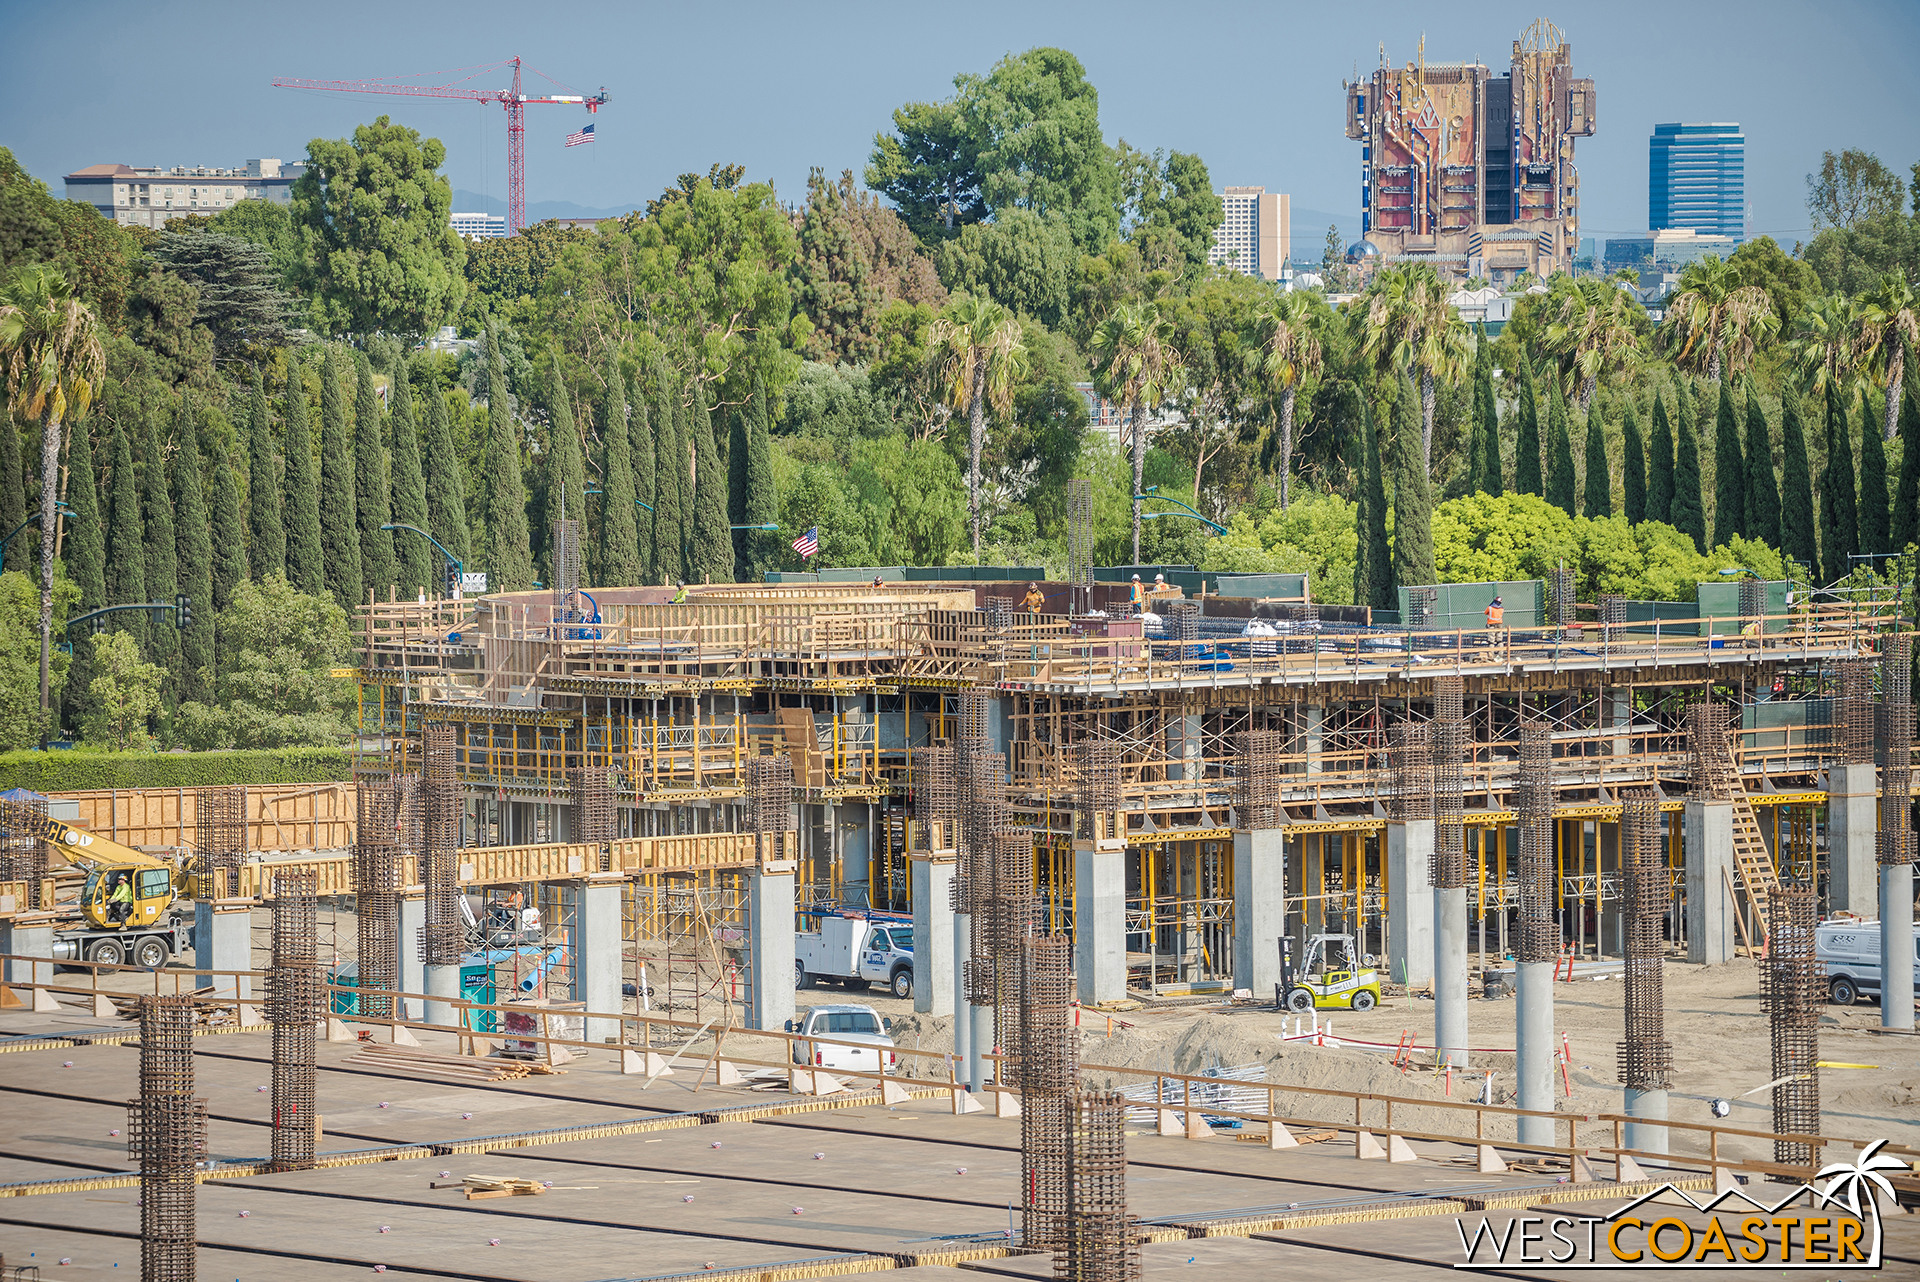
[
  {"x1": 194, "y1": 785, "x2": 247, "y2": 895},
  {"x1": 1547, "y1": 567, "x2": 1575, "y2": 631},
  {"x1": 1076, "y1": 741, "x2": 1123, "y2": 842},
  {"x1": 392, "y1": 771, "x2": 423, "y2": 856},
  {"x1": 0, "y1": 794, "x2": 47, "y2": 908},
  {"x1": 1598, "y1": 593, "x2": 1627, "y2": 627},
  {"x1": 1056, "y1": 1090, "x2": 1139, "y2": 1282},
  {"x1": 266, "y1": 870, "x2": 319, "y2": 1172},
  {"x1": 910, "y1": 746, "x2": 957, "y2": 851},
  {"x1": 955, "y1": 742, "x2": 1005, "y2": 919},
  {"x1": 551, "y1": 516, "x2": 583, "y2": 619},
  {"x1": 746, "y1": 755, "x2": 793, "y2": 861},
  {"x1": 1430, "y1": 678, "x2": 1466, "y2": 888},
  {"x1": 1066, "y1": 479, "x2": 1093, "y2": 613},
  {"x1": 972, "y1": 829, "x2": 1037, "y2": 1030},
  {"x1": 1761, "y1": 886, "x2": 1821, "y2": 1171},
  {"x1": 1388, "y1": 722, "x2": 1432, "y2": 821},
  {"x1": 1019, "y1": 935, "x2": 1076, "y2": 1251},
  {"x1": 1234, "y1": 730, "x2": 1286, "y2": 831},
  {"x1": 353, "y1": 780, "x2": 400, "y2": 1021},
  {"x1": 570, "y1": 767, "x2": 614, "y2": 846},
  {"x1": 1616, "y1": 792, "x2": 1672, "y2": 1092},
  {"x1": 421, "y1": 723, "x2": 463, "y2": 968},
  {"x1": 960, "y1": 689, "x2": 992, "y2": 743},
  {"x1": 1839, "y1": 660, "x2": 1876, "y2": 766},
  {"x1": 986, "y1": 595, "x2": 1014, "y2": 631},
  {"x1": 1737, "y1": 576, "x2": 1767, "y2": 626},
  {"x1": 1515, "y1": 720, "x2": 1559, "y2": 963},
  {"x1": 1165, "y1": 600, "x2": 1199, "y2": 642},
  {"x1": 129, "y1": 993, "x2": 204, "y2": 1282},
  {"x1": 1405, "y1": 585, "x2": 1437, "y2": 630},
  {"x1": 1880, "y1": 636, "x2": 1915, "y2": 867},
  {"x1": 1687, "y1": 701, "x2": 1735, "y2": 801}
]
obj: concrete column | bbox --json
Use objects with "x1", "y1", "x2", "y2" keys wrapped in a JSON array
[
  {"x1": 748, "y1": 864, "x2": 796, "y2": 1032},
  {"x1": 1386, "y1": 820, "x2": 1435, "y2": 988},
  {"x1": 1828, "y1": 763, "x2": 1879, "y2": 917},
  {"x1": 968, "y1": 1001, "x2": 992, "y2": 1090},
  {"x1": 1598, "y1": 822, "x2": 1624, "y2": 958},
  {"x1": 1515, "y1": 960, "x2": 1556, "y2": 1146},
  {"x1": 568, "y1": 878, "x2": 625, "y2": 1045},
  {"x1": 837, "y1": 802, "x2": 872, "y2": 900},
  {"x1": 910, "y1": 855, "x2": 955, "y2": 1016},
  {"x1": 1433, "y1": 885, "x2": 1468, "y2": 1068},
  {"x1": 1, "y1": 921, "x2": 52, "y2": 989},
  {"x1": 398, "y1": 895, "x2": 424, "y2": 1020},
  {"x1": 952, "y1": 910, "x2": 971, "y2": 1073},
  {"x1": 1882, "y1": 863, "x2": 1914, "y2": 1031},
  {"x1": 424, "y1": 964, "x2": 459, "y2": 1027},
  {"x1": 1073, "y1": 840, "x2": 1127, "y2": 1005},
  {"x1": 1300, "y1": 704, "x2": 1324, "y2": 777},
  {"x1": 1623, "y1": 1087, "x2": 1669, "y2": 1163},
  {"x1": 194, "y1": 901, "x2": 252, "y2": 1001},
  {"x1": 1303, "y1": 835, "x2": 1325, "y2": 938},
  {"x1": 1611, "y1": 689, "x2": 1631, "y2": 758},
  {"x1": 1232, "y1": 828, "x2": 1285, "y2": 998},
  {"x1": 1684, "y1": 800, "x2": 1735, "y2": 965},
  {"x1": 1166, "y1": 700, "x2": 1202, "y2": 801}
]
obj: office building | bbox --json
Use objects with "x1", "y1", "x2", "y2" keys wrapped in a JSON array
[
  {"x1": 1342, "y1": 19, "x2": 1596, "y2": 281},
  {"x1": 452, "y1": 212, "x2": 510, "y2": 240},
  {"x1": 1207, "y1": 187, "x2": 1290, "y2": 280},
  {"x1": 1650, "y1": 122, "x2": 1744, "y2": 238},
  {"x1": 64, "y1": 159, "x2": 303, "y2": 229},
  {"x1": 1601, "y1": 227, "x2": 1740, "y2": 285}
]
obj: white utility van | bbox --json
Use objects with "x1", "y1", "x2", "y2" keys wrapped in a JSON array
[
  {"x1": 794, "y1": 915, "x2": 914, "y2": 998},
  {"x1": 1815, "y1": 917, "x2": 1920, "y2": 1006},
  {"x1": 785, "y1": 1004, "x2": 897, "y2": 1071}
]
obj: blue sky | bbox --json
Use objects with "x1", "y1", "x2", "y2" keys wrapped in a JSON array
[{"x1": 4, "y1": 0, "x2": 1917, "y2": 249}]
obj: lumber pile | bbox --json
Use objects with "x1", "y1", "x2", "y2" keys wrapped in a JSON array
[
  {"x1": 461, "y1": 1175, "x2": 546, "y2": 1201},
  {"x1": 343, "y1": 1042, "x2": 567, "y2": 1083}
]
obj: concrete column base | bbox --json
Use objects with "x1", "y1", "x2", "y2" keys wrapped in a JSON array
[
  {"x1": 1386, "y1": 821, "x2": 1435, "y2": 988},
  {"x1": 748, "y1": 866, "x2": 796, "y2": 1032},
  {"x1": 1828, "y1": 763, "x2": 1878, "y2": 916},
  {"x1": 1515, "y1": 960, "x2": 1556, "y2": 1147},
  {"x1": 1, "y1": 922, "x2": 52, "y2": 990},
  {"x1": 952, "y1": 911, "x2": 971, "y2": 1073},
  {"x1": 910, "y1": 856, "x2": 955, "y2": 1016},
  {"x1": 194, "y1": 901, "x2": 252, "y2": 1001},
  {"x1": 968, "y1": 1001, "x2": 992, "y2": 1091},
  {"x1": 1232, "y1": 828, "x2": 1285, "y2": 997},
  {"x1": 1684, "y1": 800, "x2": 1735, "y2": 965},
  {"x1": 571, "y1": 879, "x2": 625, "y2": 1044},
  {"x1": 1434, "y1": 885, "x2": 1469, "y2": 1067},
  {"x1": 424, "y1": 963, "x2": 460, "y2": 1027},
  {"x1": 1074, "y1": 840, "x2": 1127, "y2": 1005},
  {"x1": 1882, "y1": 863, "x2": 1914, "y2": 1031},
  {"x1": 397, "y1": 896, "x2": 424, "y2": 1020},
  {"x1": 1623, "y1": 1087, "x2": 1669, "y2": 1164}
]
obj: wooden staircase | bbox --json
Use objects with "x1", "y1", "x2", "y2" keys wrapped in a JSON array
[{"x1": 1699, "y1": 715, "x2": 1780, "y2": 946}]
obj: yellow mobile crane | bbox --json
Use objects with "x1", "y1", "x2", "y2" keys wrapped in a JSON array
[{"x1": 23, "y1": 813, "x2": 213, "y2": 968}]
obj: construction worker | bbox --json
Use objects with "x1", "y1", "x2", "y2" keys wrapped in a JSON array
[
  {"x1": 1129, "y1": 574, "x2": 1145, "y2": 613},
  {"x1": 1022, "y1": 582, "x2": 1045, "y2": 615},
  {"x1": 671, "y1": 580, "x2": 689, "y2": 604},
  {"x1": 107, "y1": 872, "x2": 133, "y2": 924},
  {"x1": 872, "y1": 575, "x2": 884, "y2": 588},
  {"x1": 1484, "y1": 595, "x2": 1504, "y2": 647}
]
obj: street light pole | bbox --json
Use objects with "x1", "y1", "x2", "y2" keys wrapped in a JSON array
[
  {"x1": 382, "y1": 523, "x2": 463, "y2": 597},
  {"x1": 1132, "y1": 489, "x2": 1227, "y2": 536}
]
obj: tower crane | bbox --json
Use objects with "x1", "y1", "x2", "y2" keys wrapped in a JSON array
[{"x1": 271, "y1": 57, "x2": 607, "y2": 234}]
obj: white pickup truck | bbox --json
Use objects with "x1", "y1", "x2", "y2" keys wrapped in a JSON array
[
  {"x1": 785, "y1": 1003, "x2": 898, "y2": 1072},
  {"x1": 794, "y1": 915, "x2": 914, "y2": 999},
  {"x1": 1816, "y1": 917, "x2": 1920, "y2": 1006}
]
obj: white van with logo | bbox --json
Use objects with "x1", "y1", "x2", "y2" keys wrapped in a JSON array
[
  {"x1": 794, "y1": 915, "x2": 914, "y2": 998},
  {"x1": 1815, "y1": 918, "x2": 1920, "y2": 1005}
]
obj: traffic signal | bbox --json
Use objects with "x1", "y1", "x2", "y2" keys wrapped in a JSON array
[
  {"x1": 446, "y1": 562, "x2": 461, "y2": 598},
  {"x1": 174, "y1": 594, "x2": 192, "y2": 630}
]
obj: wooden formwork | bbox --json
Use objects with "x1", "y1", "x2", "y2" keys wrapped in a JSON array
[{"x1": 51, "y1": 783, "x2": 356, "y2": 852}]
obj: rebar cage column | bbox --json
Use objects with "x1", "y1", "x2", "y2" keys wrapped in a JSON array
[
  {"x1": 1057, "y1": 1089, "x2": 1139, "y2": 1282},
  {"x1": 352, "y1": 780, "x2": 400, "y2": 1021},
  {"x1": 129, "y1": 993, "x2": 205, "y2": 1282},
  {"x1": 1019, "y1": 934, "x2": 1076, "y2": 1250},
  {"x1": 1617, "y1": 791, "x2": 1672, "y2": 1155},
  {"x1": 267, "y1": 870, "x2": 319, "y2": 1171},
  {"x1": 1514, "y1": 719, "x2": 1558, "y2": 1145},
  {"x1": 421, "y1": 724, "x2": 463, "y2": 970},
  {"x1": 1762, "y1": 886, "x2": 1821, "y2": 1174},
  {"x1": 194, "y1": 785, "x2": 247, "y2": 896}
]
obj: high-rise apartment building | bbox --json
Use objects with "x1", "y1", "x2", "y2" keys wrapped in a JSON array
[
  {"x1": 1342, "y1": 19, "x2": 1596, "y2": 282},
  {"x1": 451, "y1": 212, "x2": 510, "y2": 240},
  {"x1": 64, "y1": 159, "x2": 303, "y2": 229},
  {"x1": 1207, "y1": 187, "x2": 1290, "y2": 280},
  {"x1": 1649, "y1": 122, "x2": 1744, "y2": 238}
]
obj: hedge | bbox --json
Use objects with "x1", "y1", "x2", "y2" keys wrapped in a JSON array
[{"x1": 0, "y1": 747, "x2": 355, "y2": 794}]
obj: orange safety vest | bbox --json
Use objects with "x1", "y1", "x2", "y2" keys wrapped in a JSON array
[{"x1": 1485, "y1": 604, "x2": 1504, "y2": 628}]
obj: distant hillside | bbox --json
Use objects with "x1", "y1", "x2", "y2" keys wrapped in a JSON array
[
  {"x1": 451, "y1": 190, "x2": 642, "y2": 221},
  {"x1": 1290, "y1": 206, "x2": 1363, "y2": 258}
]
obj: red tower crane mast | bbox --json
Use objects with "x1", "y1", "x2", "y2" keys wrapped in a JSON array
[{"x1": 271, "y1": 57, "x2": 607, "y2": 234}]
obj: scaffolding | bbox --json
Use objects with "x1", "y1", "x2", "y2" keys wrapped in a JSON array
[
  {"x1": 129, "y1": 993, "x2": 204, "y2": 1282},
  {"x1": 267, "y1": 870, "x2": 319, "y2": 1172}
]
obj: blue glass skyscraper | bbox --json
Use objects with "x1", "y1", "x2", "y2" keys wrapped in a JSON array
[{"x1": 1649, "y1": 123, "x2": 1745, "y2": 238}]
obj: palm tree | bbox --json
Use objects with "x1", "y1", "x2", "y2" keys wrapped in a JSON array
[
  {"x1": 1358, "y1": 264, "x2": 1468, "y2": 466},
  {"x1": 1091, "y1": 302, "x2": 1182, "y2": 562},
  {"x1": 1248, "y1": 290, "x2": 1327, "y2": 510},
  {"x1": 1857, "y1": 273, "x2": 1918, "y2": 442},
  {"x1": 1543, "y1": 278, "x2": 1643, "y2": 411},
  {"x1": 1785, "y1": 293, "x2": 1860, "y2": 402},
  {"x1": 0, "y1": 264, "x2": 105, "y2": 744},
  {"x1": 1659, "y1": 255, "x2": 1776, "y2": 383},
  {"x1": 930, "y1": 295, "x2": 1027, "y2": 556}
]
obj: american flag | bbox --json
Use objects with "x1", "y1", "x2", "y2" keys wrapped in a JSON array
[
  {"x1": 792, "y1": 526, "x2": 819, "y2": 559},
  {"x1": 566, "y1": 122, "x2": 595, "y2": 148}
]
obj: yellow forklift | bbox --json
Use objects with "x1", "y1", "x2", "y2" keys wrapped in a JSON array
[{"x1": 1281, "y1": 933, "x2": 1383, "y2": 1012}]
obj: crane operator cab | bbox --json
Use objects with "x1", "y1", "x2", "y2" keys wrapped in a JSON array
[{"x1": 83, "y1": 866, "x2": 175, "y2": 931}]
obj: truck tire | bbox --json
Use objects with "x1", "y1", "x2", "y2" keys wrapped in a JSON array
[
  {"x1": 796, "y1": 961, "x2": 813, "y2": 991},
  {"x1": 1829, "y1": 976, "x2": 1859, "y2": 1006},
  {"x1": 844, "y1": 977, "x2": 870, "y2": 991},
  {"x1": 891, "y1": 969, "x2": 912, "y2": 1000},
  {"x1": 135, "y1": 937, "x2": 170, "y2": 969},
  {"x1": 89, "y1": 937, "x2": 126, "y2": 968},
  {"x1": 1284, "y1": 986, "x2": 1315, "y2": 1012},
  {"x1": 1351, "y1": 990, "x2": 1377, "y2": 1012}
]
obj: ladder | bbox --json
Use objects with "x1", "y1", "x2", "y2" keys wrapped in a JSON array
[{"x1": 1700, "y1": 718, "x2": 1780, "y2": 945}]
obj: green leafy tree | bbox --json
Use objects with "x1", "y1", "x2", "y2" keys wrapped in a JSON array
[
  {"x1": 103, "y1": 416, "x2": 145, "y2": 647},
  {"x1": 628, "y1": 374, "x2": 656, "y2": 582},
  {"x1": 419, "y1": 366, "x2": 469, "y2": 573},
  {"x1": 387, "y1": 361, "x2": 431, "y2": 595},
  {"x1": 744, "y1": 377, "x2": 779, "y2": 577},
  {"x1": 935, "y1": 294, "x2": 1030, "y2": 555},
  {"x1": 1088, "y1": 301, "x2": 1177, "y2": 561},
  {"x1": 1728, "y1": 235, "x2": 1822, "y2": 335},
  {"x1": 1857, "y1": 273, "x2": 1917, "y2": 442},
  {"x1": 1779, "y1": 387, "x2": 1819, "y2": 574},
  {"x1": 960, "y1": 48, "x2": 1121, "y2": 255},
  {"x1": 76, "y1": 628, "x2": 159, "y2": 752},
  {"x1": 1743, "y1": 386, "x2": 1780, "y2": 550},
  {"x1": 147, "y1": 231, "x2": 299, "y2": 354},
  {"x1": 1858, "y1": 390, "x2": 1889, "y2": 553},
  {"x1": 541, "y1": 364, "x2": 587, "y2": 584},
  {"x1": 688, "y1": 390, "x2": 731, "y2": 582},
  {"x1": 790, "y1": 168, "x2": 946, "y2": 363},
  {"x1": 0, "y1": 145, "x2": 62, "y2": 274},
  {"x1": 290, "y1": 116, "x2": 467, "y2": 336},
  {"x1": 175, "y1": 575, "x2": 353, "y2": 749},
  {"x1": 480, "y1": 333, "x2": 532, "y2": 591},
  {"x1": 316, "y1": 348, "x2": 359, "y2": 610},
  {"x1": 931, "y1": 209, "x2": 1077, "y2": 330},
  {"x1": 1819, "y1": 383, "x2": 1858, "y2": 582},
  {"x1": 864, "y1": 98, "x2": 985, "y2": 242},
  {"x1": 1249, "y1": 290, "x2": 1327, "y2": 508},
  {"x1": 61, "y1": 417, "x2": 104, "y2": 729},
  {"x1": 1893, "y1": 387, "x2": 1920, "y2": 552},
  {"x1": 245, "y1": 368, "x2": 283, "y2": 579},
  {"x1": 1671, "y1": 379, "x2": 1708, "y2": 553},
  {"x1": 1545, "y1": 381, "x2": 1577, "y2": 514},
  {"x1": 1116, "y1": 143, "x2": 1225, "y2": 275},
  {"x1": 1359, "y1": 263, "x2": 1471, "y2": 467},
  {"x1": 593, "y1": 360, "x2": 638, "y2": 585},
  {"x1": 1, "y1": 570, "x2": 70, "y2": 746},
  {"x1": 1712, "y1": 380, "x2": 1746, "y2": 545},
  {"x1": 210, "y1": 426, "x2": 246, "y2": 613},
  {"x1": 1806, "y1": 148, "x2": 1906, "y2": 232},
  {"x1": 352, "y1": 351, "x2": 394, "y2": 599},
  {"x1": 1620, "y1": 398, "x2": 1647, "y2": 525},
  {"x1": 1468, "y1": 327, "x2": 1502, "y2": 495},
  {"x1": 1583, "y1": 400, "x2": 1611, "y2": 517},
  {"x1": 1389, "y1": 371, "x2": 1434, "y2": 593},
  {"x1": 727, "y1": 401, "x2": 750, "y2": 569},
  {"x1": 282, "y1": 360, "x2": 324, "y2": 596},
  {"x1": 652, "y1": 365, "x2": 685, "y2": 583},
  {"x1": 1513, "y1": 353, "x2": 1543, "y2": 496},
  {"x1": 1542, "y1": 277, "x2": 1643, "y2": 410},
  {"x1": 139, "y1": 406, "x2": 179, "y2": 685},
  {"x1": 1646, "y1": 388, "x2": 1676, "y2": 524},
  {"x1": 172, "y1": 395, "x2": 213, "y2": 704}
]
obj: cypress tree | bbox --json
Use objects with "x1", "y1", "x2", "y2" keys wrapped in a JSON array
[
  {"x1": 420, "y1": 370, "x2": 470, "y2": 576},
  {"x1": 104, "y1": 416, "x2": 146, "y2": 647},
  {"x1": 1545, "y1": 381, "x2": 1576, "y2": 514},
  {"x1": 629, "y1": 374, "x2": 656, "y2": 583},
  {"x1": 140, "y1": 406, "x2": 179, "y2": 680},
  {"x1": 1353, "y1": 395, "x2": 1392, "y2": 611},
  {"x1": 210, "y1": 435, "x2": 246, "y2": 611},
  {"x1": 282, "y1": 362, "x2": 324, "y2": 596},
  {"x1": 1858, "y1": 390, "x2": 1889, "y2": 554},
  {"x1": 482, "y1": 336, "x2": 533, "y2": 591},
  {"x1": 1779, "y1": 388, "x2": 1819, "y2": 575},
  {"x1": 1389, "y1": 372, "x2": 1434, "y2": 595},
  {"x1": 1671, "y1": 379, "x2": 1708, "y2": 552},
  {"x1": 1819, "y1": 383, "x2": 1858, "y2": 583},
  {"x1": 1893, "y1": 386, "x2": 1920, "y2": 553},
  {"x1": 318, "y1": 347, "x2": 361, "y2": 611},
  {"x1": 172, "y1": 396, "x2": 214, "y2": 704},
  {"x1": 1468, "y1": 331, "x2": 1495, "y2": 494},
  {"x1": 1, "y1": 408, "x2": 24, "y2": 574},
  {"x1": 594, "y1": 361, "x2": 641, "y2": 586},
  {"x1": 388, "y1": 361, "x2": 432, "y2": 596},
  {"x1": 544, "y1": 365, "x2": 587, "y2": 562},
  {"x1": 744, "y1": 375, "x2": 778, "y2": 578},
  {"x1": 1646, "y1": 389, "x2": 1676, "y2": 524},
  {"x1": 353, "y1": 350, "x2": 395, "y2": 601},
  {"x1": 728, "y1": 401, "x2": 752, "y2": 569},
  {"x1": 1620, "y1": 398, "x2": 1647, "y2": 525},
  {"x1": 1712, "y1": 380, "x2": 1745, "y2": 547},
  {"x1": 690, "y1": 388, "x2": 731, "y2": 582},
  {"x1": 1583, "y1": 400, "x2": 1612, "y2": 518},
  {"x1": 1513, "y1": 354, "x2": 1543, "y2": 497},
  {"x1": 1743, "y1": 386, "x2": 1780, "y2": 550},
  {"x1": 246, "y1": 367, "x2": 283, "y2": 579},
  {"x1": 61, "y1": 418, "x2": 105, "y2": 729},
  {"x1": 653, "y1": 369, "x2": 686, "y2": 583}
]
